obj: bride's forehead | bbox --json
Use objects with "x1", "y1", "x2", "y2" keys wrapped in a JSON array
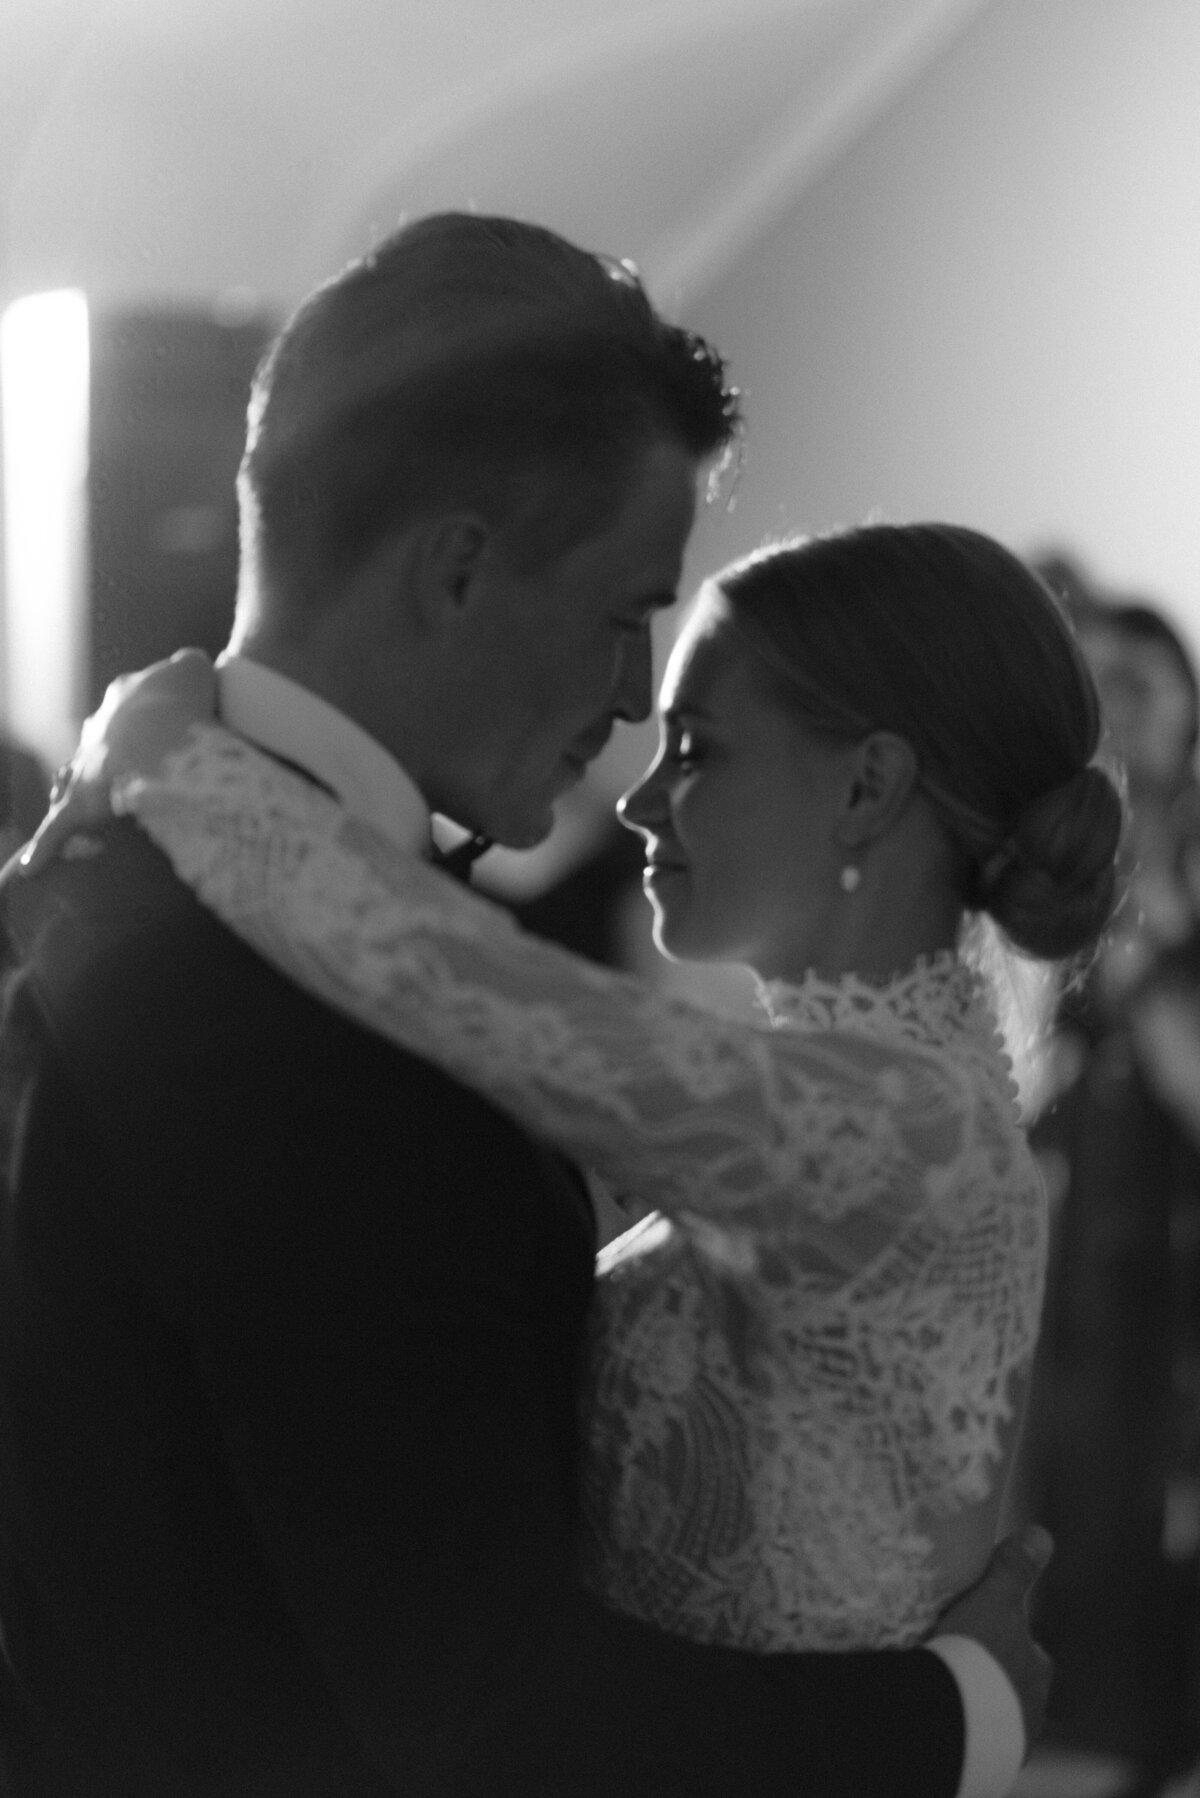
[{"x1": 658, "y1": 592, "x2": 733, "y2": 706}]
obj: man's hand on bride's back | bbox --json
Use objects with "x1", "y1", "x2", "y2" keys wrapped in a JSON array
[
  {"x1": 17, "y1": 649, "x2": 218, "y2": 876},
  {"x1": 936, "y1": 1524, "x2": 1054, "y2": 1750}
]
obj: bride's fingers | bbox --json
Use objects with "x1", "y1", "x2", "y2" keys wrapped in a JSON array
[
  {"x1": 81, "y1": 649, "x2": 217, "y2": 780},
  {"x1": 18, "y1": 649, "x2": 218, "y2": 878},
  {"x1": 105, "y1": 648, "x2": 217, "y2": 735},
  {"x1": 980, "y1": 1524, "x2": 1054, "y2": 1602},
  {"x1": 18, "y1": 781, "x2": 115, "y2": 876},
  {"x1": 91, "y1": 648, "x2": 214, "y2": 730}
]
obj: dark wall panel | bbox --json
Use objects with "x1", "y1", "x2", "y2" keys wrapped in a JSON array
[{"x1": 86, "y1": 309, "x2": 273, "y2": 707}]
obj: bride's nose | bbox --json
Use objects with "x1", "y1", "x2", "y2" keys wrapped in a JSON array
[{"x1": 617, "y1": 762, "x2": 667, "y2": 834}]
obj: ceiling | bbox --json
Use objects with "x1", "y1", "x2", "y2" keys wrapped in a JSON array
[{"x1": 1, "y1": 0, "x2": 991, "y2": 312}]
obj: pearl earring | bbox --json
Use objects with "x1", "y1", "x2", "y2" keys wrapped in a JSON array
[{"x1": 839, "y1": 864, "x2": 861, "y2": 893}]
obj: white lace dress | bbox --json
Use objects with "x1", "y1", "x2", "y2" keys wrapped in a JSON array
[{"x1": 112, "y1": 728, "x2": 1048, "y2": 1654}]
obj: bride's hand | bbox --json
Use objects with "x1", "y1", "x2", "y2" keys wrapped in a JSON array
[
  {"x1": 18, "y1": 648, "x2": 218, "y2": 875},
  {"x1": 934, "y1": 1524, "x2": 1054, "y2": 1752}
]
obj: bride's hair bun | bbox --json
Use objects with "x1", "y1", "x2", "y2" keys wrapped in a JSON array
[
  {"x1": 713, "y1": 522, "x2": 1128, "y2": 964},
  {"x1": 976, "y1": 766, "x2": 1124, "y2": 959}
]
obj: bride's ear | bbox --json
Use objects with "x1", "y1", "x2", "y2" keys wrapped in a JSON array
[{"x1": 836, "y1": 732, "x2": 920, "y2": 847}]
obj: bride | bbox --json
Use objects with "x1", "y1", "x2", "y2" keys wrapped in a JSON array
[{"x1": 26, "y1": 519, "x2": 1122, "y2": 1653}]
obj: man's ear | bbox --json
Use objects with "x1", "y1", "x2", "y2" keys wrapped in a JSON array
[
  {"x1": 836, "y1": 731, "x2": 920, "y2": 847},
  {"x1": 407, "y1": 513, "x2": 492, "y2": 625}
]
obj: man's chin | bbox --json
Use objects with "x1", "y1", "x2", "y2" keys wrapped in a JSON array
[
  {"x1": 479, "y1": 792, "x2": 557, "y2": 852},
  {"x1": 492, "y1": 812, "x2": 556, "y2": 852},
  {"x1": 491, "y1": 764, "x2": 590, "y2": 849}
]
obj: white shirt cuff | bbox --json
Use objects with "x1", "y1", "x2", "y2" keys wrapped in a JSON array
[{"x1": 926, "y1": 1634, "x2": 1025, "y2": 1798}]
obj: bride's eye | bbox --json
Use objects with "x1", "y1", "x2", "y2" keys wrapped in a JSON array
[{"x1": 670, "y1": 730, "x2": 704, "y2": 771}]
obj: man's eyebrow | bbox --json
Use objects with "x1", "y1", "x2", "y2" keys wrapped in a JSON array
[{"x1": 632, "y1": 588, "x2": 679, "y2": 615}]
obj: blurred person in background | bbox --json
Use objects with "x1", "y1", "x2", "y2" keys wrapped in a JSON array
[{"x1": 1022, "y1": 561, "x2": 1200, "y2": 1796}]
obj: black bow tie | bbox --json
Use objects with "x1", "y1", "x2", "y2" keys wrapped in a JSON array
[{"x1": 431, "y1": 833, "x2": 493, "y2": 882}]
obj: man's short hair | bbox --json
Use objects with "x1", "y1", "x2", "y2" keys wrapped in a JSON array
[{"x1": 240, "y1": 212, "x2": 741, "y2": 608}]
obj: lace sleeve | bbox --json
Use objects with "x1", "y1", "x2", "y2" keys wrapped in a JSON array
[{"x1": 119, "y1": 729, "x2": 976, "y2": 1249}]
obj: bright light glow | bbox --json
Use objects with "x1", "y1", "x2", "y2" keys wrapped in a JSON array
[{"x1": 1, "y1": 289, "x2": 90, "y2": 767}]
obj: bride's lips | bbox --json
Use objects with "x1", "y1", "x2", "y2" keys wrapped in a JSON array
[{"x1": 643, "y1": 855, "x2": 687, "y2": 883}]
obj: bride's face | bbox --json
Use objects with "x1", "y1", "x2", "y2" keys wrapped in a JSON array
[{"x1": 618, "y1": 595, "x2": 861, "y2": 978}]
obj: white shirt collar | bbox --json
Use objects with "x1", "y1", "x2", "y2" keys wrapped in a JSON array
[{"x1": 215, "y1": 653, "x2": 431, "y2": 856}]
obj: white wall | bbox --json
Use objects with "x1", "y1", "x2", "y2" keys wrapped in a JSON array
[{"x1": 686, "y1": 0, "x2": 1200, "y2": 642}]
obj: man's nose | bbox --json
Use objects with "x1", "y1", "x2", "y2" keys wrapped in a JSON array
[{"x1": 613, "y1": 630, "x2": 654, "y2": 724}]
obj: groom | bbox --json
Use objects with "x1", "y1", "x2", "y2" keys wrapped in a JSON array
[{"x1": 0, "y1": 212, "x2": 1049, "y2": 1795}]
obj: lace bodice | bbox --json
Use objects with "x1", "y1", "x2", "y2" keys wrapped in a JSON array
[
  {"x1": 114, "y1": 727, "x2": 1048, "y2": 1652},
  {"x1": 584, "y1": 961, "x2": 1043, "y2": 1650}
]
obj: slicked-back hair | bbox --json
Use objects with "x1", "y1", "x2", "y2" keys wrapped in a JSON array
[
  {"x1": 240, "y1": 213, "x2": 740, "y2": 609},
  {"x1": 710, "y1": 522, "x2": 1125, "y2": 961}
]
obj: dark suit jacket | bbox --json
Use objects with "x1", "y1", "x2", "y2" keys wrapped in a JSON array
[{"x1": 0, "y1": 818, "x2": 965, "y2": 1795}]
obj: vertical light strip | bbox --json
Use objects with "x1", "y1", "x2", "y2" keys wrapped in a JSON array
[{"x1": 1, "y1": 289, "x2": 90, "y2": 768}]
